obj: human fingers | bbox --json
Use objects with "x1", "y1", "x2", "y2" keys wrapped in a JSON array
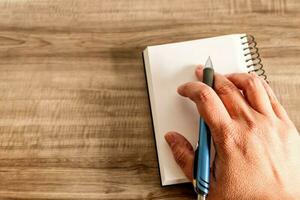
[
  {"x1": 226, "y1": 73, "x2": 275, "y2": 117},
  {"x1": 194, "y1": 65, "x2": 204, "y2": 81},
  {"x1": 177, "y1": 82, "x2": 233, "y2": 145},
  {"x1": 260, "y1": 79, "x2": 290, "y2": 121},
  {"x1": 195, "y1": 67, "x2": 253, "y2": 119},
  {"x1": 165, "y1": 132, "x2": 194, "y2": 180}
]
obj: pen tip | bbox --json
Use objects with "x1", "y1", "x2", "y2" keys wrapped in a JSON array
[{"x1": 204, "y1": 56, "x2": 213, "y2": 69}]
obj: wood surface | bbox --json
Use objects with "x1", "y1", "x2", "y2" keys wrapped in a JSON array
[{"x1": 0, "y1": 0, "x2": 299, "y2": 199}]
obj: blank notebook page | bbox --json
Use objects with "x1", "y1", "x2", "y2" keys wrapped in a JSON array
[{"x1": 144, "y1": 34, "x2": 252, "y2": 186}]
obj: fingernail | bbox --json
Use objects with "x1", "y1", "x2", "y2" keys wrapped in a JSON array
[
  {"x1": 177, "y1": 84, "x2": 185, "y2": 95},
  {"x1": 165, "y1": 133, "x2": 177, "y2": 146},
  {"x1": 250, "y1": 71, "x2": 258, "y2": 77},
  {"x1": 196, "y1": 65, "x2": 203, "y2": 71}
]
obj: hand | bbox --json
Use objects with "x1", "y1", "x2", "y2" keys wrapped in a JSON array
[{"x1": 164, "y1": 66, "x2": 300, "y2": 200}]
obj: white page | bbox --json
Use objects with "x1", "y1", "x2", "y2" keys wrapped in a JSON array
[{"x1": 144, "y1": 34, "x2": 251, "y2": 185}]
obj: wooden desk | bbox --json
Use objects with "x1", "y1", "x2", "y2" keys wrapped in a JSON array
[{"x1": 0, "y1": 0, "x2": 299, "y2": 199}]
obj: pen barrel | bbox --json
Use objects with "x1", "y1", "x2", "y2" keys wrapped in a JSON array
[
  {"x1": 193, "y1": 67, "x2": 214, "y2": 195},
  {"x1": 195, "y1": 118, "x2": 211, "y2": 195}
]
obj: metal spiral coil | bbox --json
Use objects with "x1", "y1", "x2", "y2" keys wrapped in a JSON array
[{"x1": 241, "y1": 35, "x2": 267, "y2": 81}]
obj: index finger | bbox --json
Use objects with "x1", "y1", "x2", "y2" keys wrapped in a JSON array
[{"x1": 178, "y1": 81, "x2": 233, "y2": 144}]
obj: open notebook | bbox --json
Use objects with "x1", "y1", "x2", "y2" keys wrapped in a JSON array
[{"x1": 143, "y1": 34, "x2": 266, "y2": 186}]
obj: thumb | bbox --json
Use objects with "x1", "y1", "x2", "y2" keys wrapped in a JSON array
[{"x1": 164, "y1": 132, "x2": 195, "y2": 181}]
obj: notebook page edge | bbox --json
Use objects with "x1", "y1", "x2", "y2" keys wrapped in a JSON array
[
  {"x1": 143, "y1": 48, "x2": 167, "y2": 186},
  {"x1": 147, "y1": 33, "x2": 246, "y2": 49}
]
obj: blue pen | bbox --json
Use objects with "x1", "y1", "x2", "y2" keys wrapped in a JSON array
[{"x1": 193, "y1": 57, "x2": 214, "y2": 200}]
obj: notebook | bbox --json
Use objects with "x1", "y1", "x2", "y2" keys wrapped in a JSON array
[{"x1": 143, "y1": 33, "x2": 266, "y2": 186}]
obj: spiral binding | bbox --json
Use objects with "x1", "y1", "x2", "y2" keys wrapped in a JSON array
[{"x1": 241, "y1": 35, "x2": 267, "y2": 81}]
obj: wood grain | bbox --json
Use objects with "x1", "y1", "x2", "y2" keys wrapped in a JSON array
[{"x1": 0, "y1": 0, "x2": 299, "y2": 199}]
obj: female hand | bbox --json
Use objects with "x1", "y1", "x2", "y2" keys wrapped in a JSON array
[{"x1": 165, "y1": 66, "x2": 300, "y2": 200}]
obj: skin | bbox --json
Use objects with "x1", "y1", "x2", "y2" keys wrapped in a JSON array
[{"x1": 164, "y1": 66, "x2": 300, "y2": 200}]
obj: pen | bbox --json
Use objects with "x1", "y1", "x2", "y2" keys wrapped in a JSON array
[{"x1": 193, "y1": 57, "x2": 214, "y2": 200}]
